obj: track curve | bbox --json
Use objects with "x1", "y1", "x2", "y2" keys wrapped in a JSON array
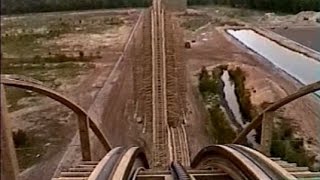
[
  {"x1": 88, "y1": 147, "x2": 126, "y2": 180},
  {"x1": 191, "y1": 145, "x2": 296, "y2": 180},
  {"x1": 102, "y1": 147, "x2": 149, "y2": 180},
  {"x1": 1, "y1": 77, "x2": 111, "y2": 160}
]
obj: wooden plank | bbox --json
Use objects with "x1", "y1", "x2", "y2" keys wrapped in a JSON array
[
  {"x1": 77, "y1": 113, "x2": 91, "y2": 161},
  {"x1": 1, "y1": 85, "x2": 19, "y2": 180},
  {"x1": 260, "y1": 112, "x2": 273, "y2": 156}
]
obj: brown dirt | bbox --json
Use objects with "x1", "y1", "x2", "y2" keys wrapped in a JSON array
[
  {"x1": 7, "y1": 10, "x2": 141, "y2": 180},
  {"x1": 6, "y1": 6, "x2": 320, "y2": 178},
  {"x1": 183, "y1": 24, "x2": 320, "y2": 157}
]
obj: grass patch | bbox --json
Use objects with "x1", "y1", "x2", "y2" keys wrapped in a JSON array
[
  {"x1": 2, "y1": 54, "x2": 89, "y2": 67},
  {"x1": 2, "y1": 55, "x2": 92, "y2": 77},
  {"x1": 13, "y1": 108, "x2": 76, "y2": 170},
  {"x1": 13, "y1": 128, "x2": 46, "y2": 170},
  {"x1": 1, "y1": 34, "x2": 43, "y2": 57},
  {"x1": 181, "y1": 15, "x2": 211, "y2": 31},
  {"x1": 199, "y1": 66, "x2": 236, "y2": 144},
  {"x1": 1, "y1": 24, "x2": 71, "y2": 56},
  {"x1": 207, "y1": 104, "x2": 237, "y2": 144},
  {"x1": 2, "y1": 55, "x2": 94, "y2": 111},
  {"x1": 271, "y1": 120, "x2": 310, "y2": 168},
  {"x1": 5, "y1": 87, "x2": 35, "y2": 112}
]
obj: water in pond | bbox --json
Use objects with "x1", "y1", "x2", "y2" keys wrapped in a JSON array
[
  {"x1": 221, "y1": 70, "x2": 244, "y2": 126},
  {"x1": 221, "y1": 70, "x2": 258, "y2": 147},
  {"x1": 227, "y1": 29, "x2": 320, "y2": 96}
]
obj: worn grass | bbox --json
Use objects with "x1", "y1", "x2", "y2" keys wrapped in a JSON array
[
  {"x1": 2, "y1": 56, "x2": 94, "y2": 112},
  {"x1": 15, "y1": 109, "x2": 77, "y2": 170},
  {"x1": 4, "y1": 87, "x2": 35, "y2": 112},
  {"x1": 0, "y1": 10, "x2": 129, "y2": 171},
  {"x1": 180, "y1": 14, "x2": 211, "y2": 31}
]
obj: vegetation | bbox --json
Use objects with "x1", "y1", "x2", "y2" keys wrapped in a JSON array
[
  {"x1": 13, "y1": 129, "x2": 28, "y2": 147},
  {"x1": 181, "y1": 15, "x2": 211, "y2": 31},
  {"x1": 2, "y1": 55, "x2": 94, "y2": 111},
  {"x1": 207, "y1": 104, "x2": 237, "y2": 144},
  {"x1": 1, "y1": 0, "x2": 151, "y2": 14},
  {"x1": 229, "y1": 67, "x2": 257, "y2": 122},
  {"x1": 271, "y1": 120, "x2": 310, "y2": 167},
  {"x1": 199, "y1": 66, "x2": 237, "y2": 144},
  {"x1": 2, "y1": 0, "x2": 319, "y2": 14},
  {"x1": 199, "y1": 66, "x2": 218, "y2": 94},
  {"x1": 187, "y1": 0, "x2": 320, "y2": 13},
  {"x1": 228, "y1": 67, "x2": 262, "y2": 143},
  {"x1": 14, "y1": 111, "x2": 76, "y2": 170}
]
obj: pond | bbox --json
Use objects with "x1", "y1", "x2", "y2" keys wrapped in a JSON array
[
  {"x1": 227, "y1": 29, "x2": 320, "y2": 96},
  {"x1": 221, "y1": 70, "x2": 244, "y2": 126},
  {"x1": 221, "y1": 70, "x2": 258, "y2": 147}
]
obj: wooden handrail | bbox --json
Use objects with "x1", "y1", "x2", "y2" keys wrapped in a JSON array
[
  {"x1": 233, "y1": 81, "x2": 320, "y2": 144},
  {"x1": 1, "y1": 77, "x2": 111, "y2": 160}
]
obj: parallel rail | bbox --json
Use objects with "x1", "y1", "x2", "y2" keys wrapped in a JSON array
[
  {"x1": 150, "y1": 0, "x2": 190, "y2": 168},
  {"x1": 169, "y1": 125, "x2": 190, "y2": 166},
  {"x1": 151, "y1": 0, "x2": 169, "y2": 168},
  {"x1": 191, "y1": 145, "x2": 297, "y2": 180},
  {"x1": 52, "y1": 145, "x2": 319, "y2": 179}
]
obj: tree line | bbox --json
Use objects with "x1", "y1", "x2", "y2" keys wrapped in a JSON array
[
  {"x1": 1, "y1": 0, "x2": 319, "y2": 15},
  {"x1": 1, "y1": 0, "x2": 151, "y2": 14},
  {"x1": 188, "y1": 0, "x2": 320, "y2": 13}
]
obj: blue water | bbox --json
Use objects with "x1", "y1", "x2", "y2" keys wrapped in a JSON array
[{"x1": 227, "y1": 29, "x2": 320, "y2": 96}]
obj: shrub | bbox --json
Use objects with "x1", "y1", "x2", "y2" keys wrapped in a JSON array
[
  {"x1": 198, "y1": 66, "x2": 236, "y2": 144},
  {"x1": 79, "y1": 51, "x2": 84, "y2": 58},
  {"x1": 208, "y1": 105, "x2": 237, "y2": 144},
  {"x1": 13, "y1": 129, "x2": 27, "y2": 147},
  {"x1": 271, "y1": 121, "x2": 309, "y2": 167},
  {"x1": 198, "y1": 67, "x2": 219, "y2": 95}
]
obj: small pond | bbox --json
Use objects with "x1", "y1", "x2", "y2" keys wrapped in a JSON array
[
  {"x1": 221, "y1": 70, "x2": 244, "y2": 126},
  {"x1": 227, "y1": 29, "x2": 320, "y2": 96},
  {"x1": 221, "y1": 70, "x2": 258, "y2": 146}
]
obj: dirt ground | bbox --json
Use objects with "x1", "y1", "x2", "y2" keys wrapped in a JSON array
[
  {"x1": 1, "y1": 9, "x2": 140, "y2": 179},
  {"x1": 2, "y1": 5, "x2": 320, "y2": 178},
  {"x1": 178, "y1": 8, "x2": 320, "y2": 163}
]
